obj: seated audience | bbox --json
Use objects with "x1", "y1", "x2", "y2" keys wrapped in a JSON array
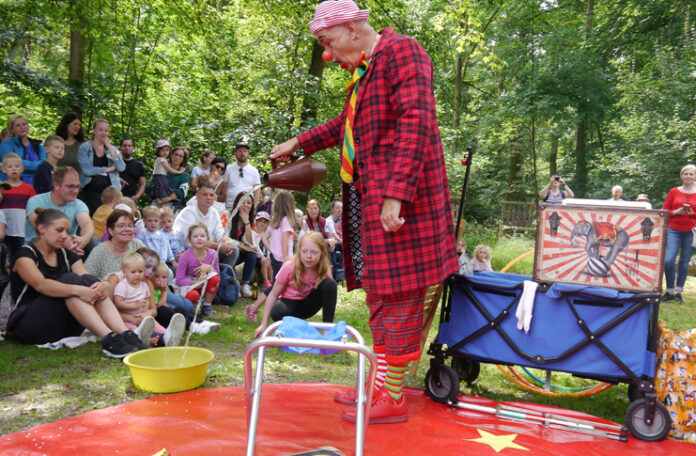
[
  {"x1": 137, "y1": 206, "x2": 175, "y2": 268},
  {"x1": 26, "y1": 167, "x2": 93, "y2": 257},
  {"x1": 254, "y1": 231, "x2": 337, "y2": 338},
  {"x1": 140, "y1": 248, "x2": 220, "y2": 335},
  {"x1": 175, "y1": 223, "x2": 220, "y2": 318},
  {"x1": 257, "y1": 187, "x2": 273, "y2": 215},
  {"x1": 84, "y1": 209, "x2": 145, "y2": 279},
  {"x1": 112, "y1": 252, "x2": 184, "y2": 347},
  {"x1": 6, "y1": 208, "x2": 147, "y2": 358},
  {"x1": 228, "y1": 192, "x2": 259, "y2": 298},
  {"x1": 160, "y1": 207, "x2": 186, "y2": 265},
  {"x1": 92, "y1": 186, "x2": 123, "y2": 240},
  {"x1": 1, "y1": 153, "x2": 36, "y2": 254},
  {"x1": 33, "y1": 135, "x2": 65, "y2": 194},
  {"x1": 173, "y1": 181, "x2": 237, "y2": 271}
]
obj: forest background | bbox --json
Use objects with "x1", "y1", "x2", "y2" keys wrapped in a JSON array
[{"x1": 1, "y1": 0, "x2": 695, "y2": 219}]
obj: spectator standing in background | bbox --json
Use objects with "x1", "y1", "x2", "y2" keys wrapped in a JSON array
[
  {"x1": 191, "y1": 149, "x2": 215, "y2": 192},
  {"x1": 224, "y1": 141, "x2": 260, "y2": 209},
  {"x1": 661, "y1": 164, "x2": 696, "y2": 303},
  {"x1": 0, "y1": 114, "x2": 46, "y2": 185},
  {"x1": 55, "y1": 112, "x2": 85, "y2": 174},
  {"x1": 609, "y1": 185, "x2": 624, "y2": 201},
  {"x1": 118, "y1": 137, "x2": 146, "y2": 202},
  {"x1": 539, "y1": 175, "x2": 574, "y2": 204},
  {"x1": 77, "y1": 119, "x2": 125, "y2": 215}
]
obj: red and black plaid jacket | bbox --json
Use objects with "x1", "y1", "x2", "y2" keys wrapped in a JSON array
[{"x1": 298, "y1": 28, "x2": 457, "y2": 296}]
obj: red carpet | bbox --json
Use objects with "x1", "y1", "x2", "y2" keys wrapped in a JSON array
[{"x1": 0, "y1": 384, "x2": 692, "y2": 455}]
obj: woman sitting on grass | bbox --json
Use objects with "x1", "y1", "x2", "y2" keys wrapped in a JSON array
[
  {"x1": 254, "y1": 231, "x2": 337, "y2": 338},
  {"x1": 7, "y1": 208, "x2": 147, "y2": 358}
]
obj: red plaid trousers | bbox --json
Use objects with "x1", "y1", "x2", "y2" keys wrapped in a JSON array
[{"x1": 366, "y1": 288, "x2": 426, "y2": 364}]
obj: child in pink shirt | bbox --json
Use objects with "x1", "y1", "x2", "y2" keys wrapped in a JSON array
[
  {"x1": 175, "y1": 223, "x2": 220, "y2": 318},
  {"x1": 254, "y1": 231, "x2": 337, "y2": 338},
  {"x1": 246, "y1": 191, "x2": 295, "y2": 323}
]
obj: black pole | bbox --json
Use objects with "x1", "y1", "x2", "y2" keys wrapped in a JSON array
[{"x1": 455, "y1": 146, "x2": 475, "y2": 241}]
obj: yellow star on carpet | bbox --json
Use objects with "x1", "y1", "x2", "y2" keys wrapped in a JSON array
[{"x1": 464, "y1": 429, "x2": 528, "y2": 453}]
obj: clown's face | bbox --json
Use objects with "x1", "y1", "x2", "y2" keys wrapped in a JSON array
[{"x1": 317, "y1": 23, "x2": 365, "y2": 73}]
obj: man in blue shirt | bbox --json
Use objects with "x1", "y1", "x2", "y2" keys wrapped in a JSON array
[{"x1": 25, "y1": 167, "x2": 95, "y2": 256}]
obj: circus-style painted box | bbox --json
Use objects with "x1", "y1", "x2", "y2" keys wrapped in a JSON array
[{"x1": 534, "y1": 202, "x2": 668, "y2": 293}]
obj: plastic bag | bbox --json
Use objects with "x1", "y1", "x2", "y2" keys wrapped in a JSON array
[{"x1": 275, "y1": 317, "x2": 348, "y2": 355}]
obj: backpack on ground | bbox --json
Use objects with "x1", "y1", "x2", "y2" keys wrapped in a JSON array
[{"x1": 215, "y1": 264, "x2": 240, "y2": 306}]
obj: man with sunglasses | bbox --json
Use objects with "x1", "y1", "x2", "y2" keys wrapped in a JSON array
[
  {"x1": 224, "y1": 141, "x2": 260, "y2": 210},
  {"x1": 25, "y1": 166, "x2": 95, "y2": 256}
]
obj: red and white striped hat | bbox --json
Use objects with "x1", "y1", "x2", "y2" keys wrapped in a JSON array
[{"x1": 309, "y1": 0, "x2": 370, "y2": 37}]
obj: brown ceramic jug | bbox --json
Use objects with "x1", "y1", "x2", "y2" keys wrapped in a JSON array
[{"x1": 263, "y1": 156, "x2": 327, "y2": 193}]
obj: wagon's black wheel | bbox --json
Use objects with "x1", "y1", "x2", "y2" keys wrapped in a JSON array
[
  {"x1": 425, "y1": 364, "x2": 459, "y2": 404},
  {"x1": 627, "y1": 383, "x2": 647, "y2": 403},
  {"x1": 451, "y1": 358, "x2": 480, "y2": 385},
  {"x1": 625, "y1": 398, "x2": 672, "y2": 441}
]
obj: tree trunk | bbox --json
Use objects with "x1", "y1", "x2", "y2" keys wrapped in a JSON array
[
  {"x1": 575, "y1": 119, "x2": 588, "y2": 197},
  {"x1": 550, "y1": 130, "x2": 558, "y2": 177},
  {"x1": 574, "y1": 0, "x2": 595, "y2": 198},
  {"x1": 506, "y1": 142, "x2": 524, "y2": 201},
  {"x1": 301, "y1": 40, "x2": 325, "y2": 126},
  {"x1": 453, "y1": 53, "x2": 463, "y2": 131}
]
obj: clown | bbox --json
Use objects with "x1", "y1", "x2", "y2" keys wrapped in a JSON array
[{"x1": 271, "y1": 0, "x2": 457, "y2": 423}]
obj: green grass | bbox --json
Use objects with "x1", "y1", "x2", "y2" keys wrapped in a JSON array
[{"x1": 3, "y1": 244, "x2": 696, "y2": 437}]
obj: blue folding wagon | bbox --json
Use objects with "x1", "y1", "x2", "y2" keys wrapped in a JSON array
[{"x1": 425, "y1": 270, "x2": 671, "y2": 441}]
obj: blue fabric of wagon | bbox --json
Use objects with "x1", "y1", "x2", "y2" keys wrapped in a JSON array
[{"x1": 439, "y1": 271, "x2": 656, "y2": 380}]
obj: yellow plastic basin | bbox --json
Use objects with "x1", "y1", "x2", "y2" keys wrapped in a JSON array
[{"x1": 123, "y1": 347, "x2": 214, "y2": 393}]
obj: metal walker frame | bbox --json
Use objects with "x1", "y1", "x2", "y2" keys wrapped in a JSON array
[{"x1": 243, "y1": 321, "x2": 378, "y2": 456}]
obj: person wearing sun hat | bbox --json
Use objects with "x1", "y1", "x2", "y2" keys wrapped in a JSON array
[{"x1": 270, "y1": 0, "x2": 457, "y2": 424}]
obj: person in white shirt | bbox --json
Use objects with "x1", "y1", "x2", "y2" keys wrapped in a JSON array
[
  {"x1": 609, "y1": 185, "x2": 624, "y2": 201},
  {"x1": 324, "y1": 200, "x2": 342, "y2": 244},
  {"x1": 172, "y1": 182, "x2": 238, "y2": 268},
  {"x1": 224, "y1": 141, "x2": 261, "y2": 209}
]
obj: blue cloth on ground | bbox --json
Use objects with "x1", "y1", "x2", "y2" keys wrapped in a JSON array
[{"x1": 275, "y1": 317, "x2": 348, "y2": 354}]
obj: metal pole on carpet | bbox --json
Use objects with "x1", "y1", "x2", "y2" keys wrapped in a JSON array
[{"x1": 449, "y1": 398, "x2": 629, "y2": 441}]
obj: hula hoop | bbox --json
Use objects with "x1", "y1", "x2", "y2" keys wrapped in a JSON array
[{"x1": 494, "y1": 250, "x2": 613, "y2": 397}]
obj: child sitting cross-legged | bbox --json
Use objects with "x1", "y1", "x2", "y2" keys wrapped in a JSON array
[
  {"x1": 149, "y1": 258, "x2": 220, "y2": 335},
  {"x1": 175, "y1": 223, "x2": 220, "y2": 318},
  {"x1": 113, "y1": 252, "x2": 185, "y2": 346}
]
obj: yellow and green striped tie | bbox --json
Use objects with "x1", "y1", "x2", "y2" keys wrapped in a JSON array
[{"x1": 341, "y1": 53, "x2": 368, "y2": 184}]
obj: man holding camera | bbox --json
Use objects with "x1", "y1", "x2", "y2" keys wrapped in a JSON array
[{"x1": 539, "y1": 175, "x2": 574, "y2": 204}]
